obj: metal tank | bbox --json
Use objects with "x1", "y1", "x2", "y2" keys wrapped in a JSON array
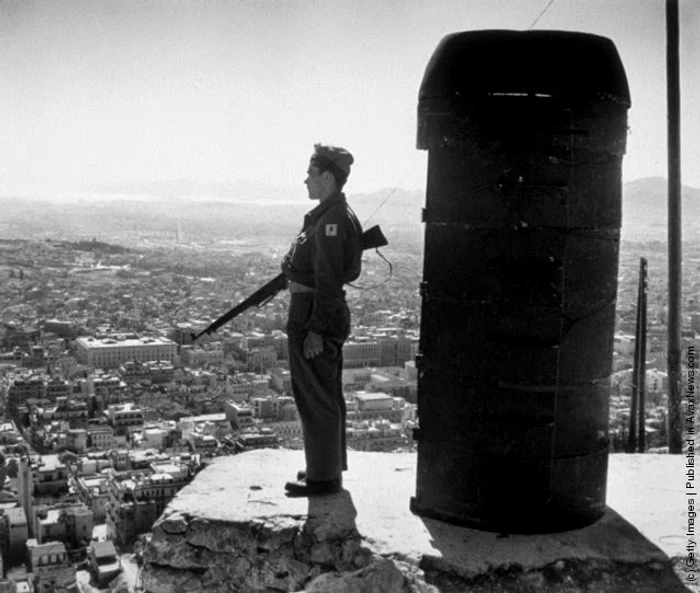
[{"x1": 410, "y1": 30, "x2": 630, "y2": 533}]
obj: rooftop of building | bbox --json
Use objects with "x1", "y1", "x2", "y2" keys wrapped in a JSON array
[
  {"x1": 38, "y1": 509, "x2": 62, "y2": 525},
  {"x1": 354, "y1": 391, "x2": 394, "y2": 401},
  {"x1": 76, "y1": 335, "x2": 175, "y2": 348},
  {"x1": 37, "y1": 458, "x2": 66, "y2": 471},
  {"x1": 179, "y1": 413, "x2": 228, "y2": 424},
  {"x1": 5, "y1": 507, "x2": 26, "y2": 523},
  {"x1": 27, "y1": 539, "x2": 65, "y2": 553},
  {"x1": 152, "y1": 462, "x2": 184, "y2": 475},
  {"x1": 91, "y1": 540, "x2": 118, "y2": 559},
  {"x1": 118, "y1": 471, "x2": 179, "y2": 491},
  {"x1": 108, "y1": 403, "x2": 142, "y2": 413}
]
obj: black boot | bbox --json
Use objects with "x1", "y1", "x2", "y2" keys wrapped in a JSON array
[{"x1": 284, "y1": 478, "x2": 341, "y2": 497}]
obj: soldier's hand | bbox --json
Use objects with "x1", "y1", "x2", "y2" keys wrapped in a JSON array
[{"x1": 303, "y1": 331, "x2": 324, "y2": 359}]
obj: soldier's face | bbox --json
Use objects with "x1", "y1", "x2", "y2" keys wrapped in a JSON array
[{"x1": 304, "y1": 165, "x2": 333, "y2": 201}]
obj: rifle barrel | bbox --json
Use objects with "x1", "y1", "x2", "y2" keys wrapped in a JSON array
[
  {"x1": 192, "y1": 273, "x2": 287, "y2": 341},
  {"x1": 192, "y1": 224, "x2": 388, "y2": 341}
]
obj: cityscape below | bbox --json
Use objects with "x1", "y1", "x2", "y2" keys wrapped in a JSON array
[{"x1": 0, "y1": 176, "x2": 698, "y2": 592}]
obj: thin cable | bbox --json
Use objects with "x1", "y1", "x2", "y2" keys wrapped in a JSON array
[
  {"x1": 528, "y1": 0, "x2": 558, "y2": 29},
  {"x1": 348, "y1": 249, "x2": 393, "y2": 291},
  {"x1": 352, "y1": 162, "x2": 422, "y2": 287},
  {"x1": 362, "y1": 186, "x2": 401, "y2": 227}
]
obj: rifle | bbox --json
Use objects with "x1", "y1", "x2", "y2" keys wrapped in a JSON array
[{"x1": 191, "y1": 225, "x2": 388, "y2": 341}]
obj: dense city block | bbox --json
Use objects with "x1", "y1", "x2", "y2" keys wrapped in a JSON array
[{"x1": 0, "y1": 179, "x2": 699, "y2": 590}]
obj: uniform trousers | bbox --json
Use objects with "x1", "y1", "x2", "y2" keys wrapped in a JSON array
[{"x1": 286, "y1": 292, "x2": 349, "y2": 482}]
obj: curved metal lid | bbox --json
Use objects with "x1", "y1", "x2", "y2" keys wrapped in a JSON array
[{"x1": 419, "y1": 30, "x2": 630, "y2": 106}]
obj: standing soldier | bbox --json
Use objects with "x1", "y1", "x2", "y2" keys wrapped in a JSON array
[{"x1": 281, "y1": 144, "x2": 362, "y2": 497}]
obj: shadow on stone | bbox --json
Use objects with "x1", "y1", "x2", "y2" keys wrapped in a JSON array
[
  {"x1": 415, "y1": 505, "x2": 692, "y2": 592},
  {"x1": 140, "y1": 451, "x2": 695, "y2": 593},
  {"x1": 301, "y1": 488, "x2": 368, "y2": 569},
  {"x1": 306, "y1": 489, "x2": 357, "y2": 538}
]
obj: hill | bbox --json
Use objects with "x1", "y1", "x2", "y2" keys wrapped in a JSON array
[
  {"x1": 0, "y1": 177, "x2": 696, "y2": 247},
  {"x1": 622, "y1": 176, "x2": 700, "y2": 239}
]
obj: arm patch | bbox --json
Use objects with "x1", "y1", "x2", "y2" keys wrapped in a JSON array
[{"x1": 325, "y1": 224, "x2": 338, "y2": 237}]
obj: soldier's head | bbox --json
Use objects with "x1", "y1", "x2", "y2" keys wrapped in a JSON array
[{"x1": 305, "y1": 144, "x2": 353, "y2": 201}]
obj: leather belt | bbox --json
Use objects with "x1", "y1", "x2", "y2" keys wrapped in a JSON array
[{"x1": 288, "y1": 281, "x2": 315, "y2": 294}]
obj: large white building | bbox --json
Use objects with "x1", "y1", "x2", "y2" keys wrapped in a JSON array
[
  {"x1": 353, "y1": 391, "x2": 394, "y2": 411},
  {"x1": 75, "y1": 334, "x2": 177, "y2": 369}
]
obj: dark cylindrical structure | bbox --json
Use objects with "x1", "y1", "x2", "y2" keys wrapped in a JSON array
[{"x1": 410, "y1": 30, "x2": 630, "y2": 533}]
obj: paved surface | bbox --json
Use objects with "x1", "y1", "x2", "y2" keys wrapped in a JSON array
[
  {"x1": 164, "y1": 449, "x2": 696, "y2": 590},
  {"x1": 606, "y1": 453, "x2": 691, "y2": 560}
]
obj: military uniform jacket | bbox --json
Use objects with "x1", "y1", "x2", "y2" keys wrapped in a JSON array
[{"x1": 282, "y1": 192, "x2": 362, "y2": 334}]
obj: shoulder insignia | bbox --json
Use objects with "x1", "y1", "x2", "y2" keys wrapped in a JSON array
[{"x1": 325, "y1": 224, "x2": 338, "y2": 237}]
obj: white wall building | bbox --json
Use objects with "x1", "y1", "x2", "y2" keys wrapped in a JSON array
[{"x1": 75, "y1": 334, "x2": 177, "y2": 369}]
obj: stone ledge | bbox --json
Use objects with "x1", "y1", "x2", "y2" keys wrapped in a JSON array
[{"x1": 141, "y1": 450, "x2": 692, "y2": 592}]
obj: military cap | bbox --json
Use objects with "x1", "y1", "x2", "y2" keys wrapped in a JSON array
[{"x1": 310, "y1": 143, "x2": 354, "y2": 177}]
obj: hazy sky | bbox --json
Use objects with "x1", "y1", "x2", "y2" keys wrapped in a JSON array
[{"x1": 1, "y1": 0, "x2": 698, "y2": 198}]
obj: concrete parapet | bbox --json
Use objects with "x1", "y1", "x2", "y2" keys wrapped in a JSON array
[{"x1": 141, "y1": 450, "x2": 692, "y2": 592}]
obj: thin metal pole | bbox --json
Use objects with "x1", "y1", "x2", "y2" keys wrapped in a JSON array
[
  {"x1": 637, "y1": 258, "x2": 648, "y2": 451},
  {"x1": 628, "y1": 259, "x2": 642, "y2": 453},
  {"x1": 666, "y1": 0, "x2": 683, "y2": 454}
]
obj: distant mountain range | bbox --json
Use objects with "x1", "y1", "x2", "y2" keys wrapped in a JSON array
[
  {"x1": 83, "y1": 179, "x2": 301, "y2": 204},
  {"x1": 84, "y1": 176, "x2": 697, "y2": 231},
  {"x1": 2, "y1": 177, "x2": 697, "y2": 245},
  {"x1": 622, "y1": 176, "x2": 699, "y2": 233},
  {"x1": 351, "y1": 177, "x2": 700, "y2": 237},
  {"x1": 77, "y1": 181, "x2": 427, "y2": 241}
]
